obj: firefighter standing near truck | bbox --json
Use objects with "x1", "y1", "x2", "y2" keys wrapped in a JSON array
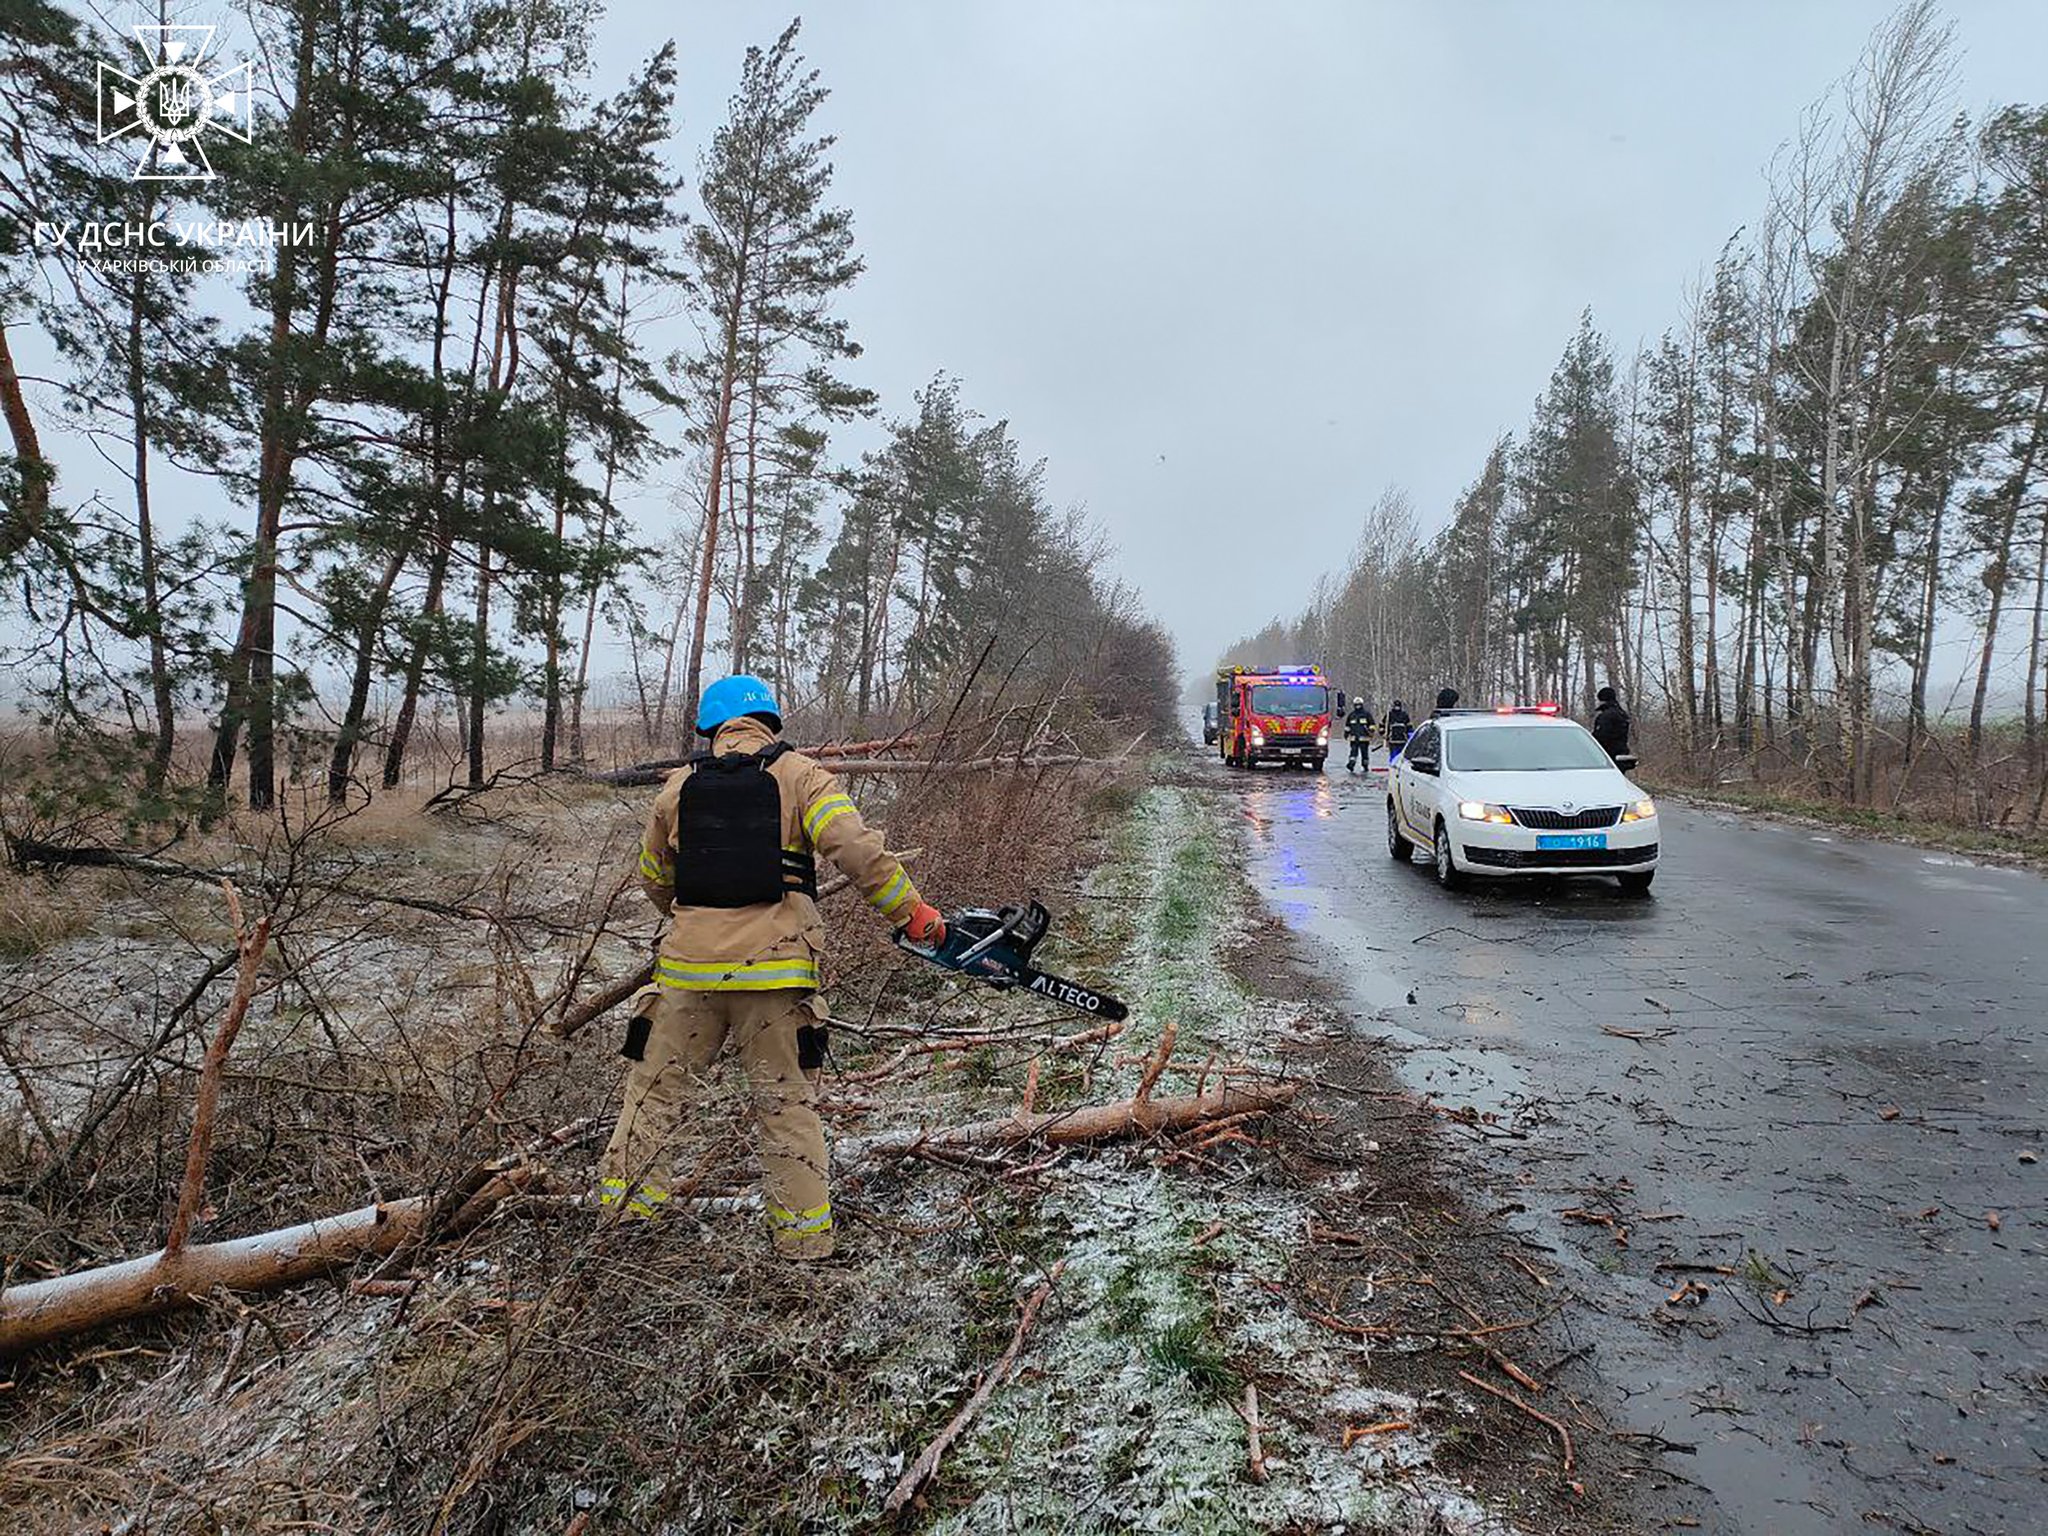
[
  {"x1": 1344, "y1": 697, "x2": 1377, "y2": 773},
  {"x1": 598, "y1": 674, "x2": 945, "y2": 1259}
]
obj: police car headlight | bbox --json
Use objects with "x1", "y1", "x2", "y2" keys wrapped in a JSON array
[
  {"x1": 1458, "y1": 801, "x2": 1513, "y2": 825},
  {"x1": 1622, "y1": 798, "x2": 1657, "y2": 823}
]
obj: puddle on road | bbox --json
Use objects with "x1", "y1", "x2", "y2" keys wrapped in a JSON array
[{"x1": 1390, "y1": 1040, "x2": 1531, "y2": 1124}]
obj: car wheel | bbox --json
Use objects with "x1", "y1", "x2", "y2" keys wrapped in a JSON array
[
  {"x1": 1309, "y1": 756, "x2": 1325, "y2": 772},
  {"x1": 1387, "y1": 801, "x2": 1414, "y2": 861},
  {"x1": 1433, "y1": 822, "x2": 1464, "y2": 890},
  {"x1": 1618, "y1": 869, "x2": 1656, "y2": 897}
]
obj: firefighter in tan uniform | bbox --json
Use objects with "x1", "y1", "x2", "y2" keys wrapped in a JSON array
[{"x1": 598, "y1": 674, "x2": 944, "y2": 1259}]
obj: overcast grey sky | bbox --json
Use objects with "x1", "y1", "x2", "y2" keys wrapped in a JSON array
[{"x1": 584, "y1": 1, "x2": 2048, "y2": 681}]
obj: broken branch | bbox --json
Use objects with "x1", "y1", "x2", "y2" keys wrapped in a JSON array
[
  {"x1": 1456, "y1": 1368, "x2": 1575, "y2": 1472},
  {"x1": 164, "y1": 882, "x2": 272, "y2": 1256},
  {"x1": 839, "y1": 1081, "x2": 1297, "y2": 1166},
  {"x1": 884, "y1": 1261, "x2": 1066, "y2": 1515}
]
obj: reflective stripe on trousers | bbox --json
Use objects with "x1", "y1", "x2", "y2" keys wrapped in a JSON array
[
  {"x1": 766, "y1": 1199, "x2": 832, "y2": 1237},
  {"x1": 653, "y1": 954, "x2": 821, "y2": 991},
  {"x1": 596, "y1": 1175, "x2": 670, "y2": 1220}
]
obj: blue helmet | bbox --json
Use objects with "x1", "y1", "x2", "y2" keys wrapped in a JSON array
[{"x1": 697, "y1": 673, "x2": 782, "y2": 736}]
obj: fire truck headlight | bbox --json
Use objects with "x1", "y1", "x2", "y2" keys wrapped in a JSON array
[
  {"x1": 1317, "y1": 728, "x2": 1329, "y2": 746},
  {"x1": 1249, "y1": 729, "x2": 1264, "y2": 747}
]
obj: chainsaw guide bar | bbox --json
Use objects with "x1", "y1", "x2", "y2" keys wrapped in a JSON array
[{"x1": 894, "y1": 899, "x2": 1129, "y2": 1022}]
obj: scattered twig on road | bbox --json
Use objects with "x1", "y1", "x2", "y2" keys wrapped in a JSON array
[
  {"x1": 1600, "y1": 1025, "x2": 1671, "y2": 1044},
  {"x1": 1726, "y1": 1290, "x2": 1850, "y2": 1336}
]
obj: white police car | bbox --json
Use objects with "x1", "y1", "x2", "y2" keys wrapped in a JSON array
[{"x1": 1387, "y1": 707, "x2": 1658, "y2": 894}]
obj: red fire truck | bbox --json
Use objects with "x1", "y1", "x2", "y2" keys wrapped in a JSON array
[{"x1": 1215, "y1": 665, "x2": 1337, "y2": 770}]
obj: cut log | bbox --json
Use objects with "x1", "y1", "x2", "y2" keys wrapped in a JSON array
[
  {"x1": 0, "y1": 1198, "x2": 432, "y2": 1357},
  {"x1": 0, "y1": 1119, "x2": 599, "y2": 1357},
  {"x1": 838, "y1": 1080, "x2": 1296, "y2": 1166}
]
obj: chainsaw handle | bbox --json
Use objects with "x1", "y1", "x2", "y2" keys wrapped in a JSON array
[
  {"x1": 892, "y1": 928, "x2": 942, "y2": 960},
  {"x1": 953, "y1": 907, "x2": 1024, "y2": 966}
]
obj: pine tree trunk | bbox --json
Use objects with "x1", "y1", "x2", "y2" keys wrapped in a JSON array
[
  {"x1": 2026, "y1": 506, "x2": 2048, "y2": 829},
  {"x1": 568, "y1": 274, "x2": 633, "y2": 765},
  {"x1": 0, "y1": 324, "x2": 51, "y2": 561},
  {"x1": 123, "y1": 186, "x2": 175, "y2": 791},
  {"x1": 1970, "y1": 382, "x2": 2047, "y2": 764},
  {"x1": 541, "y1": 491, "x2": 565, "y2": 774},
  {"x1": 383, "y1": 540, "x2": 446, "y2": 790},
  {"x1": 468, "y1": 538, "x2": 490, "y2": 787},
  {"x1": 732, "y1": 315, "x2": 763, "y2": 673},
  {"x1": 327, "y1": 546, "x2": 409, "y2": 804}
]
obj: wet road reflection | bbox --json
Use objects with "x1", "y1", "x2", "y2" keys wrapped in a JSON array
[{"x1": 1214, "y1": 747, "x2": 2048, "y2": 1536}]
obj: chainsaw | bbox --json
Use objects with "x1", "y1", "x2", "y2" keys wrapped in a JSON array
[{"x1": 894, "y1": 899, "x2": 1129, "y2": 1021}]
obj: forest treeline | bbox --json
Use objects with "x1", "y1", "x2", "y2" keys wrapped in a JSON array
[
  {"x1": 1224, "y1": 3, "x2": 2047, "y2": 825},
  {"x1": 0, "y1": 3, "x2": 1172, "y2": 823}
]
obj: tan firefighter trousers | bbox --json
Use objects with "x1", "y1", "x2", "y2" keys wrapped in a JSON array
[{"x1": 598, "y1": 986, "x2": 833, "y2": 1258}]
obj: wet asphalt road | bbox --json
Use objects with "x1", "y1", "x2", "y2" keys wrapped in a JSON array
[{"x1": 1220, "y1": 747, "x2": 2047, "y2": 1535}]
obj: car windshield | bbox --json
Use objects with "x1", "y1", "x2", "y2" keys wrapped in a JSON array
[
  {"x1": 1249, "y1": 684, "x2": 1327, "y2": 714},
  {"x1": 1444, "y1": 724, "x2": 1612, "y2": 772}
]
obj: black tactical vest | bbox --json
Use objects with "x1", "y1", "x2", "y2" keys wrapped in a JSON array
[{"x1": 670, "y1": 743, "x2": 818, "y2": 908}]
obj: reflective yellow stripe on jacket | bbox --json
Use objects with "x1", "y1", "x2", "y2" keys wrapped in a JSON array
[
  {"x1": 637, "y1": 845, "x2": 670, "y2": 882},
  {"x1": 867, "y1": 865, "x2": 915, "y2": 917},
  {"x1": 653, "y1": 955, "x2": 821, "y2": 992},
  {"x1": 803, "y1": 792, "x2": 856, "y2": 843}
]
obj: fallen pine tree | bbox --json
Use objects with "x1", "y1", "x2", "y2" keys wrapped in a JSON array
[{"x1": 583, "y1": 752, "x2": 1091, "y2": 789}]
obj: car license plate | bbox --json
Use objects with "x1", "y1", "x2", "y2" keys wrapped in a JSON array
[
  {"x1": 1282, "y1": 748, "x2": 1300, "y2": 755},
  {"x1": 1536, "y1": 833, "x2": 1607, "y2": 850}
]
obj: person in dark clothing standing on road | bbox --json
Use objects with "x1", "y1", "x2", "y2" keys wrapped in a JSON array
[
  {"x1": 1433, "y1": 686, "x2": 1460, "y2": 716},
  {"x1": 1344, "y1": 697, "x2": 1376, "y2": 772},
  {"x1": 1592, "y1": 685, "x2": 1632, "y2": 761},
  {"x1": 1384, "y1": 699, "x2": 1412, "y2": 762}
]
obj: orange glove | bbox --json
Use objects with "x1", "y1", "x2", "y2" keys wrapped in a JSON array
[{"x1": 902, "y1": 901, "x2": 946, "y2": 948}]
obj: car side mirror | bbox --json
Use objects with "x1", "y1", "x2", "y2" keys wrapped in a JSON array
[
  {"x1": 1336, "y1": 691, "x2": 1347, "y2": 712},
  {"x1": 1410, "y1": 756, "x2": 1437, "y2": 775}
]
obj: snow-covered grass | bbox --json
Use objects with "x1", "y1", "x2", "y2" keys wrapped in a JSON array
[{"x1": 922, "y1": 783, "x2": 1530, "y2": 1535}]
